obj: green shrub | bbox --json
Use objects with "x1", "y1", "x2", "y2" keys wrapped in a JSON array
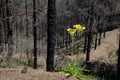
[{"x1": 56, "y1": 58, "x2": 92, "y2": 79}]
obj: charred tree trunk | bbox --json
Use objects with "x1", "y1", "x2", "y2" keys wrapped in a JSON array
[
  {"x1": 0, "y1": 0, "x2": 14, "y2": 63},
  {"x1": 25, "y1": 0, "x2": 30, "y2": 66},
  {"x1": 33, "y1": 0, "x2": 37, "y2": 69},
  {"x1": 86, "y1": 1, "x2": 93, "y2": 63},
  {"x1": 94, "y1": 33, "x2": 98, "y2": 50},
  {"x1": 94, "y1": 16, "x2": 100, "y2": 50},
  {"x1": 98, "y1": 25, "x2": 102, "y2": 45},
  {"x1": 46, "y1": 0, "x2": 56, "y2": 72},
  {"x1": 83, "y1": 32, "x2": 88, "y2": 53},
  {"x1": 5, "y1": 0, "x2": 13, "y2": 61},
  {"x1": 117, "y1": 32, "x2": 120, "y2": 80},
  {"x1": 0, "y1": 0, "x2": 2, "y2": 16},
  {"x1": 1, "y1": 0, "x2": 8, "y2": 47},
  {"x1": 0, "y1": 0, "x2": 3, "y2": 53},
  {"x1": 25, "y1": 0, "x2": 28, "y2": 37}
]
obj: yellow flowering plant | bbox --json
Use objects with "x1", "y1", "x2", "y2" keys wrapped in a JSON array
[
  {"x1": 67, "y1": 24, "x2": 86, "y2": 37},
  {"x1": 73, "y1": 24, "x2": 86, "y2": 31},
  {"x1": 67, "y1": 27, "x2": 77, "y2": 55},
  {"x1": 73, "y1": 24, "x2": 86, "y2": 36},
  {"x1": 67, "y1": 28, "x2": 77, "y2": 36},
  {"x1": 56, "y1": 24, "x2": 96, "y2": 80},
  {"x1": 66, "y1": 24, "x2": 86, "y2": 55}
]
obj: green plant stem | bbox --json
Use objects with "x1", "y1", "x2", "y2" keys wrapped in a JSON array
[{"x1": 71, "y1": 36, "x2": 74, "y2": 56}]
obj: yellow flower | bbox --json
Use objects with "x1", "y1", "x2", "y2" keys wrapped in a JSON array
[
  {"x1": 73, "y1": 24, "x2": 86, "y2": 31},
  {"x1": 67, "y1": 28, "x2": 77, "y2": 36},
  {"x1": 67, "y1": 28, "x2": 71, "y2": 32},
  {"x1": 82, "y1": 26, "x2": 86, "y2": 30}
]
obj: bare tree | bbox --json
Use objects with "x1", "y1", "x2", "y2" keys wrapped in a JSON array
[
  {"x1": 33, "y1": 0, "x2": 37, "y2": 69},
  {"x1": 1, "y1": 0, "x2": 13, "y2": 62},
  {"x1": 46, "y1": 0, "x2": 56, "y2": 72},
  {"x1": 6, "y1": 0, "x2": 13, "y2": 60},
  {"x1": 86, "y1": 0, "x2": 94, "y2": 63},
  {"x1": 117, "y1": 29, "x2": 120, "y2": 80}
]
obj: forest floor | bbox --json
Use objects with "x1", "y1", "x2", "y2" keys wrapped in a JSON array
[
  {"x1": 0, "y1": 29, "x2": 119, "y2": 80},
  {"x1": 78, "y1": 29, "x2": 119, "y2": 61}
]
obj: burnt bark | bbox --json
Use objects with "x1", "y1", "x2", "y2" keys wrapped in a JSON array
[
  {"x1": 33, "y1": 0, "x2": 37, "y2": 69},
  {"x1": 117, "y1": 32, "x2": 120, "y2": 80},
  {"x1": 6, "y1": 0, "x2": 13, "y2": 59},
  {"x1": 86, "y1": 1, "x2": 94, "y2": 63},
  {"x1": 25, "y1": 0, "x2": 28, "y2": 37},
  {"x1": 83, "y1": 33, "x2": 88, "y2": 53},
  {"x1": 46, "y1": 0, "x2": 56, "y2": 72}
]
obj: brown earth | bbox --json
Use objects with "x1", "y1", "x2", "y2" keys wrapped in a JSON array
[
  {"x1": 90, "y1": 29, "x2": 119, "y2": 61},
  {"x1": 0, "y1": 29, "x2": 119, "y2": 80},
  {"x1": 0, "y1": 68, "x2": 80, "y2": 80}
]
